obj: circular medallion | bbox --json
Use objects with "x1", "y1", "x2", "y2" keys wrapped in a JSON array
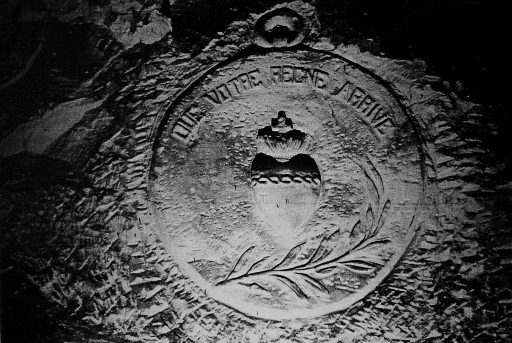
[{"x1": 148, "y1": 51, "x2": 425, "y2": 320}]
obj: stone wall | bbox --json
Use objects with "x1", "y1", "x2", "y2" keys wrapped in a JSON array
[{"x1": 1, "y1": 1, "x2": 511, "y2": 342}]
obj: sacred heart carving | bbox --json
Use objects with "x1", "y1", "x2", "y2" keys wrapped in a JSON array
[{"x1": 250, "y1": 111, "x2": 321, "y2": 237}]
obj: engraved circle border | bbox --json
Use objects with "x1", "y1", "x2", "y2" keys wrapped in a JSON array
[{"x1": 146, "y1": 48, "x2": 428, "y2": 320}]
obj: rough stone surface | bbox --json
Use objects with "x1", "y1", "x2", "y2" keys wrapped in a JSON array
[
  {"x1": 1, "y1": 1, "x2": 512, "y2": 343},
  {"x1": 0, "y1": 97, "x2": 103, "y2": 157},
  {"x1": 149, "y1": 50, "x2": 425, "y2": 320}
]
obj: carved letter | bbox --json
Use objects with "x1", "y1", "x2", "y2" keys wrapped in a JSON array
[
  {"x1": 282, "y1": 66, "x2": 293, "y2": 83},
  {"x1": 315, "y1": 71, "x2": 329, "y2": 90},
  {"x1": 171, "y1": 123, "x2": 191, "y2": 140},
  {"x1": 306, "y1": 68, "x2": 317, "y2": 86},
  {"x1": 348, "y1": 87, "x2": 365, "y2": 107},
  {"x1": 333, "y1": 81, "x2": 353, "y2": 101},
  {"x1": 203, "y1": 90, "x2": 220, "y2": 105},
  {"x1": 370, "y1": 107, "x2": 388, "y2": 124},
  {"x1": 238, "y1": 73, "x2": 251, "y2": 90},
  {"x1": 249, "y1": 70, "x2": 263, "y2": 87},
  {"x1": 374, "y1": 118, "x2": 395, "y2": 135},
  {"x1": 357, "y1": 95, "x2": 376, "y2": 114},
  {"x1": 180, "y1": 113, "x2": 197, "y2": 128},
  {"x1": 227, "y1": 77, "x2": 242, "y2": 95},
  {"x1": 270, "y1": 66, "x2": 281, "y2": 84},
  {"x1": 294, "y1": 67, "x2": 305, "y2": 84},
  {"x1": 217, "y1": 84, "x2": 232, "y2": 102}
]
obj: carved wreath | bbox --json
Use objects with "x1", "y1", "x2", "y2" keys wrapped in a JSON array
[{"x1": 215, "y1": 157, "x2": 391, "y2": 300}]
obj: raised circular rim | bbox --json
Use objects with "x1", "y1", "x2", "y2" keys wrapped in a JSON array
[{"x1": 146, "y1": 49, "x2": 428, "y2": 320}]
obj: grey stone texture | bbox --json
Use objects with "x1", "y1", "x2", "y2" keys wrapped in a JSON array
[{"x1": 1, "y1": 1, "x2": 511, "y2": 342}]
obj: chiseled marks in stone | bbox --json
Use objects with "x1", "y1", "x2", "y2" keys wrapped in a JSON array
[{"x1": 0, "y1": 98, "x2": 103, "y2": 157}]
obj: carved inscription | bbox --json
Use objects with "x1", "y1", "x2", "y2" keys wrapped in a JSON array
[
  {"x1": 204, "y1": 70, "x2": 264, "y2": 106},
  {"x1": 171, "y1": 70, "x2": 263, "y2": 145},
  {"x1": 269, "y1": 65, "x2": 329, "y2": 89},
  {"x1": 171, "y1": 64, "x2": 397, "y2": 145},
  {"x1": 331, "y1": 81, "x2": 396, "y2": 135},
  {"x1": 170, "y1": 105, "x2": 204, "y2": 143}
]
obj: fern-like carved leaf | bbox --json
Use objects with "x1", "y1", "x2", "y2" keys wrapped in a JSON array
[
  {"x1": 312, "y1": 265, "x2": 338, "y2": 279},
  {"x1": 310, "y1": 228, "x2": 348, "y2": 264},
  {"x1": 339, "y1": 249, "x2": 387, "y2": 266},
  {"x1": 297, "y1": 272, "x2": 330, "y2": 293},
  {"x1": 273, "y1": 274, "x2": 309, "y2": 299},
  {"x1": 272, "y1": 242, "x2": 306, "y2": 269},
  {"x1": 373, "y1": 199, "x2": 391, "y2": 237},
  {"x1": 365, "y1": 206, "x2": 374, "y2": 237},
  {"x1": 349, "y1": 219, "x2": 365, "y2": 247},
  {"x1": 220, "y1": 245, "x2": 256, "y2": 283},
  {"x1": 340, "y1": 260, "x2": 379, "y2": 275}
]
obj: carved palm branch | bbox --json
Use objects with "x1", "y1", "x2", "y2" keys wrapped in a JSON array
[{"x1": 215, "y1": 156, "x2": 391, "y2": 300}]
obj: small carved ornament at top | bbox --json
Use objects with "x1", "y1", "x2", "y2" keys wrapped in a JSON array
[{"x1": 254, "y1": 8, "x2": 305, "y2": 48}]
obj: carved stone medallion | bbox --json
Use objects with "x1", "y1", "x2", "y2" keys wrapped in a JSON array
[{"x1": 148, "y1": 50, "x2": 425, "y2": 320}]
